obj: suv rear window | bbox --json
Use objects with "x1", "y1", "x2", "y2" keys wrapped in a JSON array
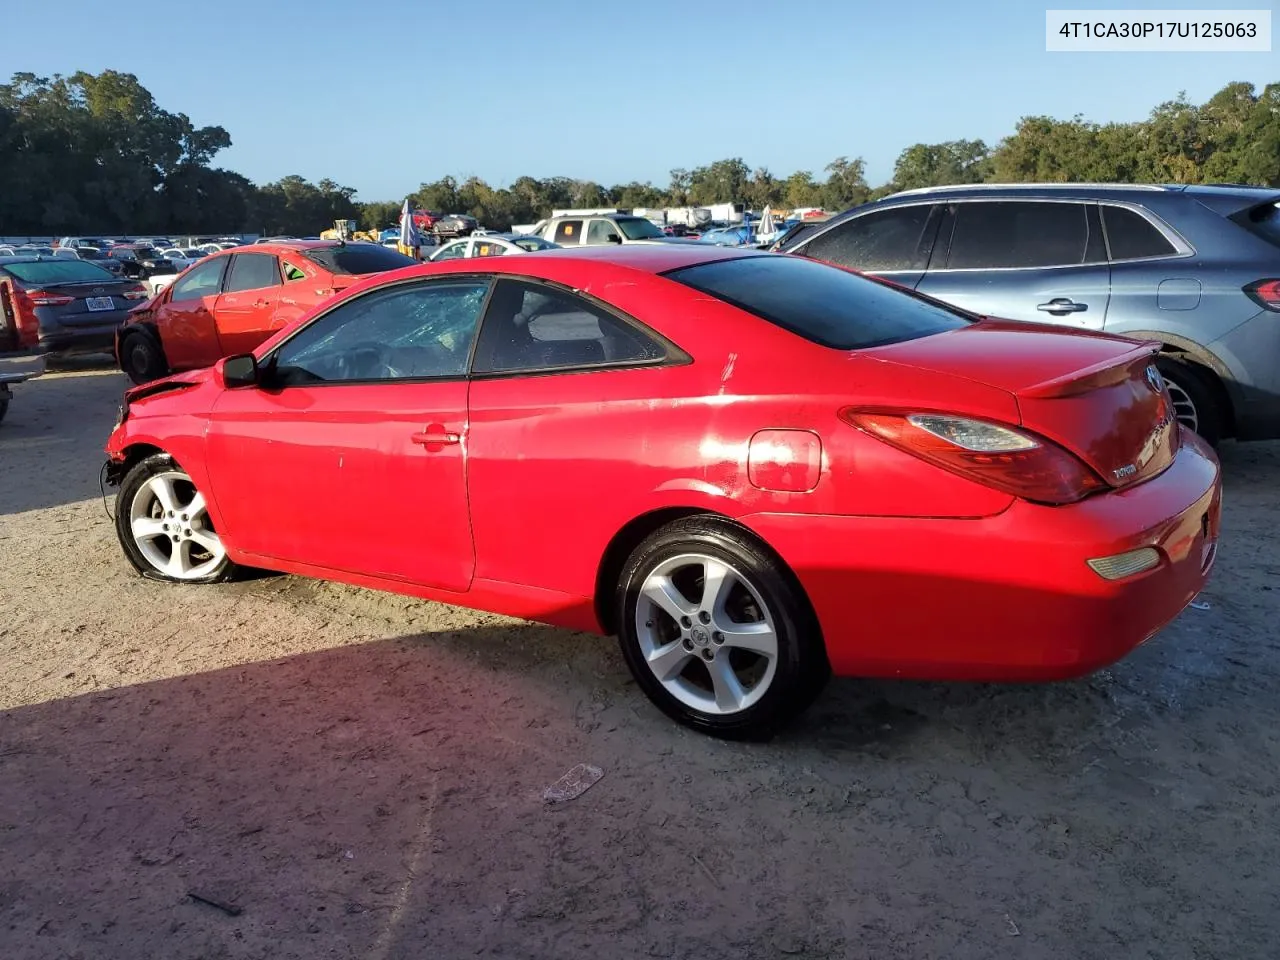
[
  {"x1": 1234, "y1": 201, "x2": 1280, "y2": 248},
  {"x1": 0, "y1": 260, "x2": 117, "y2": 284},
  {"x1": 665, "y1": 255, "x2": 971, "y2": 350},
  {"x1": 302, "y1": 244, "x2": 417, "y2": 275}
]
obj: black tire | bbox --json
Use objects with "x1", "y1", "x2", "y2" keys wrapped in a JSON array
[
  {"x1": 115, "y1": 453, "x2": 238, "y2": 584},
  {"x1": 119, "y1": 329, "x2": 169, "y2": 385},
  {"x1": 0, "y1": 396, "x2": 8, "y2": 424},
  {"x1": 1155, "y1": 357, "x2": 1224, "y2": 447},
  {"x1": 616, "y1": 517, "x2": 830, "y2": 740}
]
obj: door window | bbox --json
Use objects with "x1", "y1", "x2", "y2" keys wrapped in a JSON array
[
  {"x1": 552, "y1": 220, "x2": 582, "y2": 245},
  {"x1": 1101, "y1": 205, "x2": 1178, "y2": 260},
  {"x1": 945, "y1": 201, "x2": 1091, "y2": 269},
  {"x1": 472, "y1": 279, "x2": 666, "y2": 374},
  {"x1": 586, "y1": 219, "x2": 622, "y2": 244},
  {"x1": 802, "y1": 204, "x2": 936, "y2": 271},
  {"x1": 169, "y1": 258, "x2": 227, "y2": 302},
  {"x1": 270, "y1": 280, "x2": 490, "y2": 385},
  {"x1": 433, "y1": 241, "x2": 469, "y2": 260},
  {"x1": 224, "y1": 253, "x2": 282, "y2": 292}
]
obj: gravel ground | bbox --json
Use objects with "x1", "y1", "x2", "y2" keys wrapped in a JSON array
[{"x1": 1, "y1": 363, "x2": 1278, "y2": 960}]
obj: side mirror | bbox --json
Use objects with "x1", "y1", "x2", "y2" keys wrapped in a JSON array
[
  {"x1": 605, "y1": 234, "x2": 622, "y2": 244},
  {"x1": 222, "y1": 353, "x2": 259, "y2": 389}
]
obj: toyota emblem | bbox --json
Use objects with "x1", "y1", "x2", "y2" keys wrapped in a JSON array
[{"x1": 1145, "y1": 365, "x2": 1164, "y2": 394}]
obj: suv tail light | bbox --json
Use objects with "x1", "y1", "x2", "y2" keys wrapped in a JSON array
[
  {"x1": 841, "y1": 409, "x2": 1106, "y2": 506},
  {"x1": 24, "y1": 289, "x2": 75, "y2": 307},
  {"x1": 1244, "y1": 279, "x2": 1280, "y2": 312}
]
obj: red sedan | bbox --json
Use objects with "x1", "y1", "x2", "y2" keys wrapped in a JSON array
[
  {"x1": 115, "y1": 240, "x2": 417, "y2": 384},
  {"x1": 103, "y1": 245, "x2": 1221, "y2": 738}
]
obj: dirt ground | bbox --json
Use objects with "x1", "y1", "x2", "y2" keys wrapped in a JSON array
[{"x1": 1, "y1": 363, "x2": 1278, "y2": 960}]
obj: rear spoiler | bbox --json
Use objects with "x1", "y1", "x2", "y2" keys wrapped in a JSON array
[
  {"x1": 1019, "y1": 341, "x2": 1160, "y2": 399},
  {"x1": 1186, "y1": 186, "x2": 1280, "y2": 219}
]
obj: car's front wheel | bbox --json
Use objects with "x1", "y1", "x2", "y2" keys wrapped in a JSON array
[
  {"x1": 119, "y1": 329, "x2": 169, "y2": 385},
  {"x1": 616, "y1": 517, "x2": 830, "y2": 739},
  {"x1": 115, "y1": 453, "x2": 237, "y2": 583}
]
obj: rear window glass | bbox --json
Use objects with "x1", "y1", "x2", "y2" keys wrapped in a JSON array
[
  {"x1": 1, "y1": 260, "x2": 117, "y2": 284},
  {"x1": 665, "y1": 255, "x2": 971, "y2": 350},
  {"x1": 302, "y1": 244, "x2": 417, "y2": 275}
]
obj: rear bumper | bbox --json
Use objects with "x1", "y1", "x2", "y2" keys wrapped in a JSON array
[
  {"x1": 39, "y1": 323, "x2": 121, "y2": 355},
  {"x1": 742, "y1": 429, "x2": 1222, "y2": 681}
]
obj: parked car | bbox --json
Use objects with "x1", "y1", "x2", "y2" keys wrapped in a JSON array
[
  {"x1": 53, "y1": 246, "x2": 129, "y2": 277},
  {"x1": 107, "y1": 244, "x2": 177, "y2": 280},
  {"x1": 775, "y1": 183, "x2": 1280, "y2": 444},
  {"x1": 158, "y1": 248, "x2": 204, "y2": 271},
  {"x1": 115, "y1": 240, "x2": 418, "y2": 384},
  {"x1": 103, "y1": 245, "x2": 1220, "y2": 738},
  {"x1": 532, "y1": 213, "x2": 694, "y2": 248},
  {"x1": 429, "y1": 233, "x2": 560, "y2": 261},
  {"x1": 0, "y1": 256, "x2": 149, "y2": 355},
  {"x1": 57, "y1": 237, "x2": 112, "y2": 250},
  {"x1": 432, "y1": 214, "x2": 479, "y2": 239}
]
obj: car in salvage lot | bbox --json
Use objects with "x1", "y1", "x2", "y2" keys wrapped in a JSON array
[
  {"x1": 775, "y1": 182, "x2": 1280, "y2": 446},
  {"x1": 115, "y1": 240, "x2": 417, "y2": 384},
  {"x1": 104, "y1": 244, "x2": 1221, "y2": 739},
  {"x1": 429, "y1": 232, "x2": 560, "y2": 260},
  {"x1": 0, "y1": 256, "x2": 150, "y2": 356}
]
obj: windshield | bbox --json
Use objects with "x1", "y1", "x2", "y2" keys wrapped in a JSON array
[
  {"x1": 616, "y1": 218, "x2": 665, "y2": 240},
  {"x1": 77, "y1": 248, "x2": 106, "y2": 259},
  {"x1": 302, "y1": 244, "x2": 417, "y2": 275},
  {"x1": 1, "y1": 260, "x2": 118, "y2": 284},
  {"x1": 132, "y1": 246, "x2": 160, "y2": 259},
  {"x1": 664, "y1": 254, "x2": 971, "y2": 350}
]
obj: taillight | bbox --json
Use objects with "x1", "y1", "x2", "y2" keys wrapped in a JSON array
[
  {"x1": 9, "y1": 287, "x2": 44, "y2": 347},
  {"x1": 24, "y1": 289, "x2": 75, "y2": 307},
  {"x1": 1244, "y1": 278, "x2": 1280, "y2": 311},
  {"x1": 840, "y1": 409, "x2": 1106, "y2": 506},
  {"x1": 122, "y1": 286, "x2": 149, "y2": 300}
]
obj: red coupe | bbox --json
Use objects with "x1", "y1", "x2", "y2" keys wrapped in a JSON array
[
  {"x1": 104, "y1": 245, "x2": 1221, "y2": 738},
  {"x1": 115, "y1": 240, "x2": 417, "y2": 385}
]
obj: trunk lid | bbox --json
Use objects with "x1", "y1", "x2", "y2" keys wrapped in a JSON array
[
  {"x1": 865, "y1": 320, "x2": 1178, "y2": 488},
  {"x1": 25, "y1": 277, "x2": 145, "y2": 326}
]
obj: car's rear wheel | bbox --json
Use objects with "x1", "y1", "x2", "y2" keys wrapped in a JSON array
[
  {"x1": 115, "y1": 453, "x2": 237, "y2": 583},
  {"x1": 616, "y1": 517, "x2": 829, "y2": 739},
  {"x1": 119, "y1": 329, "x2": 169, "y2": 385},
  {"x1": 1155, "y1": 357, "x2": 1224, "y2": 447}
]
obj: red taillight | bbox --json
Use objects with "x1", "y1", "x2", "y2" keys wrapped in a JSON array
[
  {"x1": 840, "y1": 409, "x2": 1106, "y2": 506},
  {"x1": 24, "y1": 289, "x2": 75, "y2": 307},
  {"x1": 122, "y1": 286, "x2": 149, "y2": 300},
  {"x1": 1244, "y1": 278, "x2": 1280, "y2": 312}
]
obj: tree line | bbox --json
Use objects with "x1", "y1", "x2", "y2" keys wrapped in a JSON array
[{"x1": 2, "y1": 71, "x2": 1277, "y2": 238}]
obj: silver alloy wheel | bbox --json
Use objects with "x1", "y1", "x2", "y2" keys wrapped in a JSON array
[
  {"x1": 1164, "y1": 377, "x2": 1199, "y2": 434},
  {"x1": 128, "y1": 471, "x2": 226, "y2": 580},
  {"x1": 634, "y1": 553, "x2": 779, "y2": 715}
]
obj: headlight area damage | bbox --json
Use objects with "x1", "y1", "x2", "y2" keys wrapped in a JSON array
[{"x1": 103, "y1": 373, "x2": 205, "y2": 489}]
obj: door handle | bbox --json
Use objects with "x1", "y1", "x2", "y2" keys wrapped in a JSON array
[
  {"x1": 1037, "y1": 298, "x2": 1088, "y2": 314},
  {"x1": 411, "y1": 428, "x2": 460, "y2": 447}
]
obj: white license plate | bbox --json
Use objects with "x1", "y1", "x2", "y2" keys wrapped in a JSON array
[{"x1": 86, "y1": 296, "x2": 114, "y2": 312}]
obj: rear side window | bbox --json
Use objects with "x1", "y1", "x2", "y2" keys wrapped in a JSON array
[
  {"x1": 224, "y1": 253, "x2": 281, "y2": 292},
  {"x1": 1102, "y1": 206, "x2": 1178, "y2": 260},
  {"x1": 553, "y1": 220, "x2": 582, "y2": 244},
  {"x1": 802, "y1": 205, "x2": 936, "y2": 272},
  {"x1": 666, "y1": 255, "x2": 970, "y2": 350},
  {"x1": 946, "y1": 201, "x2": 1091, "y2": 269},
  {"x1": 302, "y1": 244, "x2": 416, "y2": 275},
  {"x1": 0, "y1": 260, "x2": 116, "y2": 284}
]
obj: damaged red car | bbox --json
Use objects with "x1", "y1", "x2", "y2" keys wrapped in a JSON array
[
  {"x1": 115, "y1": 240, "x2": 416, "y2": 384},
  {"x1": 104, "y1": 245, "x2": 1221, "y2": 738}
]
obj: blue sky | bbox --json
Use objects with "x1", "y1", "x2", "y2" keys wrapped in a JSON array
[{"x1": 5, "y1": 0, "x2": 1275, "y2": 200}]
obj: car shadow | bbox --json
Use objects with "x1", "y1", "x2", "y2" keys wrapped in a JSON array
[{"x1": 3, "y1": 580, "x2": 1278, "y2": 960}]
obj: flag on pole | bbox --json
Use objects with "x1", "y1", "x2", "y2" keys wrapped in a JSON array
[{"x1": 399, "y1": 198, "x2": 420, "y2": 259}]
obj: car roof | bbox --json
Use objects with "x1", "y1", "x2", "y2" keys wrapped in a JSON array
[
  {"x1": 525, "y1": 242, "x2": 755, "y2": 272},
  {"x1": 0, "y1": 256, "x2": 41, "y2": 264},
  {"x1": 214, "y1": 240, "x2": 350, "y2": 255}
]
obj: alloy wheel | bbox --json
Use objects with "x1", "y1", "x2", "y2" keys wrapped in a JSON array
[
  {"x1": 634, "y1": 553, "x2": 779, "y2": 715},
  {"x1": 128, "y1": 471, "x2": 226, "y2": 580}
]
